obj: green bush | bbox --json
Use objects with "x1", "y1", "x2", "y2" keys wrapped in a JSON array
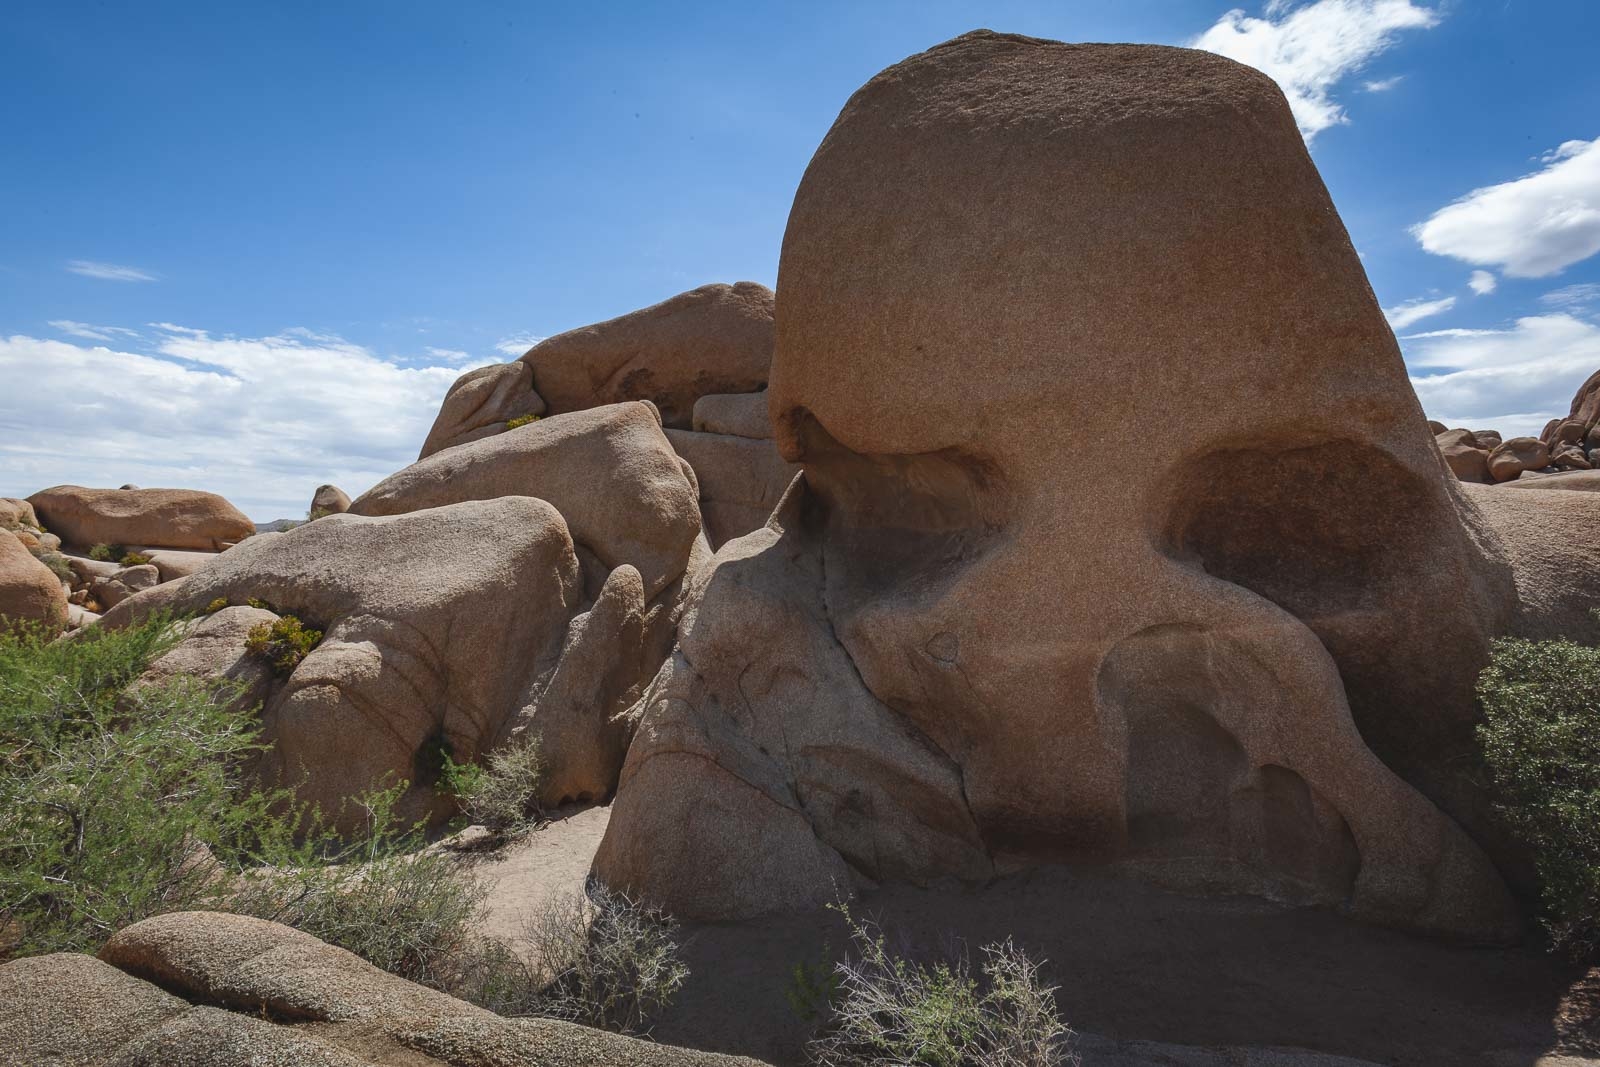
[
  {"x1": 244, "y1": 615, "x2": 322, "y2": 676},
  {"x1": 34, "y1": 552, "x2": 74, "y2": 584},
  {"x1": 205, "y1": 597, "x2": 229, "y2": 614},
  {"x1": 0, "y1": 613, "x2": 495, "y2": 992},
  {"x1": 307, "y1": 507, "x2": 332, "y2": 522},
  {"x1": 506, "y1": 413, "x2": 542, "y2": 430},
  {"x1": 1478, "y1": 633, "x2": 1600, "y2": 958},
  {"x1": 808, "y1": 905, "x2": 1075, "y2": 1067},
  {"x1": 441, "y1": 734, "x2": 545, "y2": 835},
  {"x1": 119, "y1": 552, "x2": 152, "y2": 567},
  {"x1": 87, "y1": 543, "x2": 126, "y2": 562}
]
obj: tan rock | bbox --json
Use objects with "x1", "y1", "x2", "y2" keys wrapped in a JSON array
[
  {"x1": 1, "y1": 915, "x2": 766, "y2": 1066},
  {"x1": 1487, "y1": 437, "x2": 1550, "y2": 482},
  {"x1": 101, "y1": 499, "x2": 585, "y2": 831},
  {"x1": 1498, "y1": 469, "x2": 1600, "y2": 492},
  {"x1": 1425, "y1": 419, "x2": 1447, "y2": 435},
  {"x1": 144, "y1": 548, "x2": 221, "y2": 582},
  {"x1": 310, "y1": 483, "x2": 352, "y2": 516},
  {"x1": 1434, "y1": 429, "x2": 1490, "y2": 484},
  {"x1": 419, "y1": 360, "x2": 548, "y2": 460},
  {"x1": 1553, "y1": 445, "x2": 1592, "y2": 471},
  {"x1": 0, "y1": 496, "x2": 39, "y2": 530},
  {"x1": 0, "y1": 529, "x2": 67, "y2": 634},
  {"x1": 525, "y1": 282, "x2": 774, "y2": 429},
  {"x1": 665, "y1": 428, "x2": 800, "y2": 549},
  {"x1": 598, "y1": 32, "x2": 1519, "y2": 940},
  {"x1": 1472, "y1": 429, "x2": 1503, "y2": 449},
  {"x1": 352, "y1": 403, "x2": 704, "y2": 602},
  {"x1": 29, "y1": 485, "x2": 254, "y2": 551},
  {"x1": 692, "y1": 391, "x2": 772, "y2": 439},
  {"x1": 90, "y1": 563, "x2": 160, "y2": 611}
]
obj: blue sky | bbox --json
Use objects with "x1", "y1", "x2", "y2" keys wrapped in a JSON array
[{"x1": 3, "y1": 0, "x2": 1598, "y2": 518}]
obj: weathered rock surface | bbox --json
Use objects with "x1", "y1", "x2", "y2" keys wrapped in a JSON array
[
  {"x1": 0, "y1": 912, "x2": 767, "y2": 1066},
  {"x1": 524, "y1": 282, "x2": 774, "y2": 429},
  {"x1": 0, "y1": 496, "x2": 40, "y2": 530},
  {"x1": 664, "y1": 429, "x2": 800, "y2": 550},
  {"x1": 144, "y1": 548, "x2": 221, "y2": 582},
  {"x1": 597, "y1": 32, "x2": 1521, "y2": 940},
  {"x1": 692, "y1": 391, "x2": 771, "y2": 440},
  {"x1": 419, "y1": 360, "x2": 548, "y2": 460},
  {"x1": 311, "y1": 483, "x2": 353, "y2": 516},
  {"x1": 1499, "y1": 469, "x2": 1600, "y2": 492},
  {"x1": 0, "y1": 528, "x2": 67, "y2": 633},
  {"x1": 103, "y1": 499, "x2": 594, "y2": 829},
  {"x1": 1435, "y1": 428, "x2": 1491, "y2": 484},
  {"x1": 353, "y1": 403, "x2": 705, "y2": 602},
  {"x1": 29, "y1": 485, "x2": 255, "y2": 551},
  {"x1": 1488, "y1": 437, "x2": 1551, "y2": 482}
]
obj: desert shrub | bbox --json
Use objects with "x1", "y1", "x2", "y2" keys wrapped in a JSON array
[
  {"x1": 34, "y1": 552, "x2": 74, "y2": 583},
  {"x1": 1478, "y1": 633, "x2": 1600, "y2": 958},
  {"x1": 226, "y1": 781, "x2": 493, "y2": 991},
  {"x1": 506, "y1": 413, "x2": 542, "y2": 430},
  {"x1": 501, "y1": 881, "x2": 689, "y2": 1034},
  {"x1": 0, "y1": 612, "x2": 500, "y2": 996},
  {"x1": 244, "y1": 615, "x2": 322, "y2": 676},
  {"x1": 205, "y1": 597, "x2": 229, "y2": 614},
  {"x1": 307, "y1": 507, "x2": 332, "y2": 522},
  {"x1": 441, "y1": 735, "x2": 545, "y2": 835},
  {"x1": 246, "y1": 596, "x2": 269, "y2": 610},
  {"x1": 0, "y1": 613, "x2": 269, "y2": 955},
  {"x1": 808, "y1": 906, "x2": 1076, "y2": 1067},
  {"x1": 87, "y1": 543, "x2": 125, "y2": 562},
  {"x1": 119, "y1": 551, "x2": 152, "y2": 566}
]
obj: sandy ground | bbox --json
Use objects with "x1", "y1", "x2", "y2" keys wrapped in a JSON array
[{"x1": 463, "y1": 805, "x2": 1600, "y2": 1067}]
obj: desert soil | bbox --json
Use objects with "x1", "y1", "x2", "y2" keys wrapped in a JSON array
[{"x1": 462, "y1": 805, "x2": 1600, "y2": 1067}]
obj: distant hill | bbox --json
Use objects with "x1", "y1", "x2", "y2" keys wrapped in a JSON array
[{"x1": 254, "y1": 518, "x2": 299, "y2": 534}]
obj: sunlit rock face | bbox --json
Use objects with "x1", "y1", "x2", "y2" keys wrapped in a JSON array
[{"x1": 596, "y1": 30, "x2": 1527, "y2": 941}]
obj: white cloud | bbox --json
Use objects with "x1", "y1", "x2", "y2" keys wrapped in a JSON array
[
  {"x1": 1542, "y1": 282, "x2": 1600, "y2": 310},
  {"x1": 1412, "y1": 136, "x2": 1600, "y2": 278},
  {"x1": 1467, "y1": 270, "x2": 1497, "y2": 296},
  {"x1": 1406, "y1": 313, "x2": 1600, "y2": 436},
  {"x1": 0, "y1": 330, "x2": 461, "y2": 521},
  {"x1": 149, "y1": 322, "x2": 207, "y2": 337},
  {"x1": 1384, "y1": 294, "x2": 1456, "y2": 330},
  {"x1": 47, "y1": 320, "x2": 140, "y2": 342},
  {"x1": 1362, "y1": 75, "x2": 1404, "y2": 92},
  {"x1": 494, "y1": 334, "x2": 545, "y2": 357},
  {"x1": 424, "y1": 346, "x2": 476, "y2": 365},
  {"x1": 66, "y1": 260, "x2": 157, "y2": 282},
  {"x1": 1191, "y1": 0, "x2": 1439, "y2": 140}
]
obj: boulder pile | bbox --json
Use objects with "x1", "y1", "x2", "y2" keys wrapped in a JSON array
[{"x1": 1431, "y1": 371, "x2": 1600, "y2": 486}]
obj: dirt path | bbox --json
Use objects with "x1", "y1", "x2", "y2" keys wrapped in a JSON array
[{"x1": 465, "y1": 805, "x2": 1600, "y2": 1067}]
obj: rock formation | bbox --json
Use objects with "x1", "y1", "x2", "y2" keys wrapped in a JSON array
[
  {"x1": 0, "y1": 529, "x2": 67, "y2": 634},
  {"x1": 594, "y1": 31, "x2": 1527, "y2": 940},
  {"x1": 311, "y1": 482, "x2": 353, "y2": 516},
  {"x1": 0, "y1": 911, "x2": 766, "y2": 1066},
  {"x1": 28, "y1": 485, "x2": 255, "y2": 551},
  {"x1": 419, "y1": 360, "x2": 547, "y2": 459},
  {"x1": 106, "y1": 404, "x2": 705, "y2": 829},
  {"x1": 523, "y1": 282, "x2": 774, "y2": 429}
]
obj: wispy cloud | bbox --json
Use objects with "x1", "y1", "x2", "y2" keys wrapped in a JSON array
[
  {"x1": 1191, "y1": 0, "x2": 1439, "y2": 141},
  {"x1": 0, "y1": 328, "x2": 466, "y2": 520},
  {"x1": 1467, "y1": 270, "x2": 1497, "y2": 296},
  {"x1": 1362, "y1": 75, "x2": 1404, "y2": 92},
  {"x1": 493, "y1": 334, "x2": 546, "y2": 357},
  {"x1": 1412, "y1": 136, "x2": 1600, "y2": 278},
  {"x1": 47, "y1": 320, "x2": 141, "y2": 342},
  {"x1": 66, "y1": 260, "x2": 158, "y2": 282},
  {"x1": 1541, "y1": 282, "x2": 1600, "y2": 311},
  {"x1": 1384, "y1": 294, "x2": 1456, "y2": 330},
  {"x1": 1406, "y1": 313, "x2": 1600, "y2": 437}
]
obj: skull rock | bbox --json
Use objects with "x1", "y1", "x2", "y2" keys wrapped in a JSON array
[{"x1": 596, "y1": 31, "x2": 1520, "y2": 939}]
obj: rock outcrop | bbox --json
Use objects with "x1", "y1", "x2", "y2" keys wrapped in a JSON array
[
  {"x1": 0, "y1": 529, "x2": 67, "y2": 633},
  {"x1": 0, "y1": 911, "x2": 767, "y2": 1066},
  {"x1": 522, "y1": 282, "x2": 774, "y2": 429},
  {"x1": 106, "y1": 406, "x2": 704, "y2": 829},
  {"x1": 311, "y1": 483, "x2": 353, "y2": 516},
  {"x1": 419, "y1": 360, "x2": 547, "y2": 459},
  {"x1": 28, "y1": 485, "x2": 255, "y2": 551},
  {"x1": 596, "y1": 32, "x2": 1522, "y2": 940},
  {"x1": 663, "y1": 428, "x2": 800, "y2": 550}
]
